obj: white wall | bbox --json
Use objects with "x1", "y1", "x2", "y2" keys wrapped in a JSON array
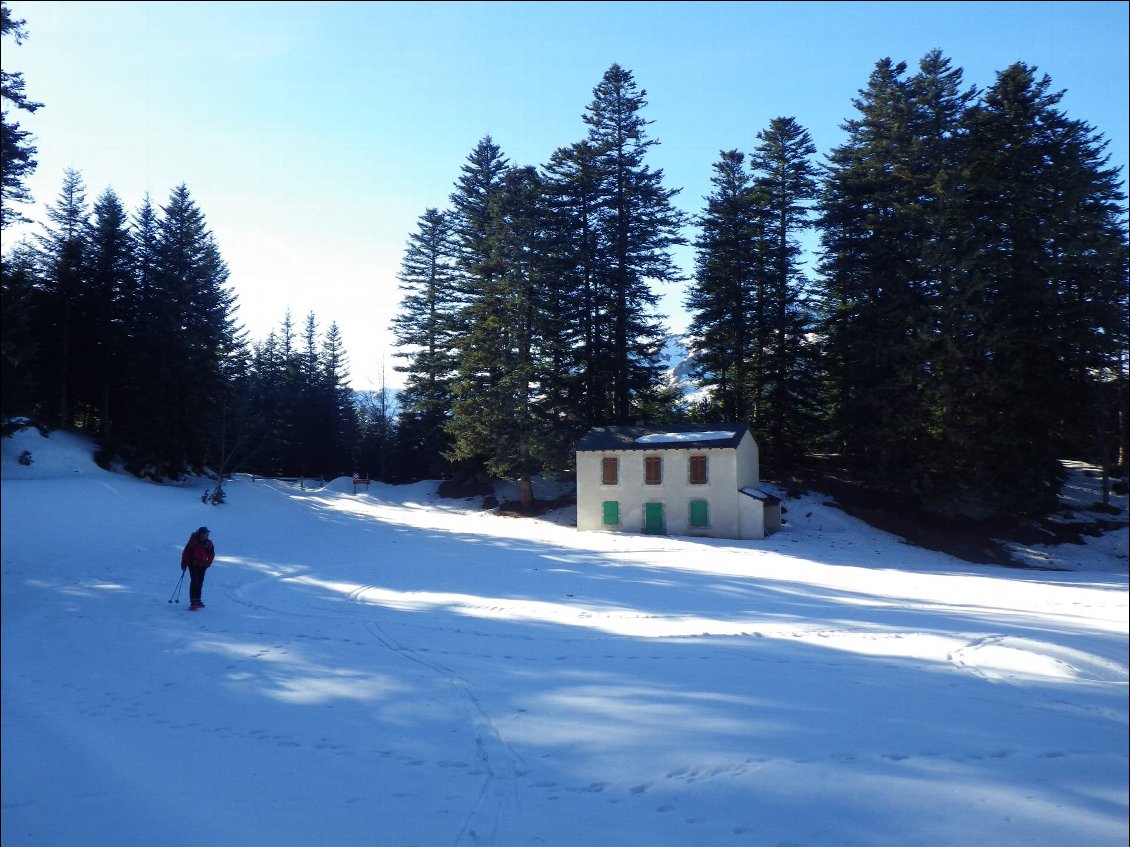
[{"x1": 577, "y1": 432, "x2": 764, "y2": 540}]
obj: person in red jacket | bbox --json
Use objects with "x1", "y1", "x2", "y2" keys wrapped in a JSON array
[{"x1": 181, "y1": 526, "x2": 215, "y2": 610}]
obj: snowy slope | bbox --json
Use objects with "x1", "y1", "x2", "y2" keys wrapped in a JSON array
[{"x1": 2, "y1": 426, "x2": 1127, "y2": 847}]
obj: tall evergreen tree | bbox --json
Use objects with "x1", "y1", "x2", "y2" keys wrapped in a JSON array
[
  {"x1": 0, "y1": 239, "x2": 39, "y2": 417},
  {"x1": 450, "y1": 135, "x2": 510, "y2": 296},
  {"x1": 749, "y1": 117, "x2": 821, "y2": 462},
  {"x1": 254, "y1": 311, "x2": 302, "y2": 475},
  {"x1": 320, "y1": 320, "x2": 356, "y2": 477},
  {"x1": 540, "y1": 140, "x2": 604, "y2": 428},
  {"x1": 1, "y1": 2, "x2": 42, "y2": 229},
  {"x1": 244, "y1": 327, "x2": 290, "y2": 475},
  {"x1": 446, "y1": 166, "x2": 553, "y2": 506},
  {"x1": 686, "y1": 149, "x2": 759, "y2": 422},
  {"x1": 582, "y1": 64, "x2": 687, "y2": 423},
  {"x1": 81, "y1": 187, "x2": 133, "y2": 436},
  {"x1": 32, "y1": 168, "x2": 90, "y2": 426},
  {"x1": 392, "y1": 207, "x2": 460, "y2": 478},
  {"x1": 443, "y1": 136, "x2": 512, "y2": 477},
  {"x1": 126, "y1": 184, "x2": 238, "y2": 476},
  {"x1": 113, "y1": 194, "x2": 161, "y2": 446},
  {"x1": 282, "y1": 312, "x2": 354, "y2": 480},
  {"x1": 818, "y1": 57, "x2": 956, "y2": 500}
]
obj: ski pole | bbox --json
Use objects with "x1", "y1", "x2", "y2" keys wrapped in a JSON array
[{"x1": 169, "y1": 570, "x2": 185, "y2": 604}]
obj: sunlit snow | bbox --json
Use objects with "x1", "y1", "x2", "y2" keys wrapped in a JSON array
[{"x1": 2, "y1": 427, "x2": 1126, "y2": 847}]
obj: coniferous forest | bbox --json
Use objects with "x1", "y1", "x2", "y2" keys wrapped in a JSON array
[{"x1": 3, "y1": 4, "x2": 1127, "y2": 518}]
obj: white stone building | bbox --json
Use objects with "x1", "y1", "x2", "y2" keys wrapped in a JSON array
[{"x1": 575, "y1": 423, "x2": 782, "y2": 540}]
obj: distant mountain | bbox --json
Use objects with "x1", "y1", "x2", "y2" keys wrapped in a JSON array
[{"x1": 659, "y1": 333, "x2": 709, "y2": 404}]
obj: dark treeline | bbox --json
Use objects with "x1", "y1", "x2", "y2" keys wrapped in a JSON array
[
  {"x1": 816, "y1": 53, "x2": 1128, "y2": 515},
  {"x1": 1, "y1": 169, "x2": 371, "y2": 483},
  {"x1": 3, "y1": 6, "x2": 1127, "y2": 518}
]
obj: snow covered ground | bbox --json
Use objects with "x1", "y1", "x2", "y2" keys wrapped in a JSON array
[{"x1": 2, "y1": 426, "x2": 1127, "y2": 847}]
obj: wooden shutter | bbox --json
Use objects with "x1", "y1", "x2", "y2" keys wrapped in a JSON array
[
  {"x1": 689, "y1": 455, "x2": 708, "y2": 484},
  {"x1": 644, "y1": 456, "x2": 662, "y2": 485},
  {"x1": 601, "y1": 457, "x2": 619, "y2": 485}
]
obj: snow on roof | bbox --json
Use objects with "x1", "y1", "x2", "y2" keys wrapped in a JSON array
[
  {"x1": 576, "y1": 424, "x2": 749, "y2": 452},
  {"x1": 635, "y1": 430, "x2": 734, "y2": 444}
]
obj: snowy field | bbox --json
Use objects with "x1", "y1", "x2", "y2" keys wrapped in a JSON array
[{"x1": 2, "y1": 426, "x2": 1127, "y2": 847}]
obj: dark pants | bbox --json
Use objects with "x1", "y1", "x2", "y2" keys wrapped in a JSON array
[{"x1": 188, "y1": 565, "x2": 207, "y2": 603}]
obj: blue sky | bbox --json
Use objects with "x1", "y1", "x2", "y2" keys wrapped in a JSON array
[{"x1": 3, "y1": 1, "x2": 1127, "y2": 390}]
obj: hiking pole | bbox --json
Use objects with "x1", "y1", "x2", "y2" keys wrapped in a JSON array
[{"x1": 169, "y1": 571, "x2": 185, "y2": 604}]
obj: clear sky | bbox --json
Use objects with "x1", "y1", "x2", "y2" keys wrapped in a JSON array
[{"x1": 3, "y1": 1, "x2": 1127, "y2": 390}]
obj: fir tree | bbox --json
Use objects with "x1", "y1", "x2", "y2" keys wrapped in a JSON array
[
  {"x1": 32, "y1": 168, "x2": 90, "y2": 426},
  {"x1": 443, "y1": 136, "x2": 512, "y2": 479},
  {"x1": 446, "y1": 166, "x2": 553, "y2": 506},
  {"x1": 749, "y1": 117, "x2": 821, "y2": 463},
  {"x1": 0, "y1": 239, "x2": 39, "y2": 416},
  {"x1": 1, "y1": 2, "x2": 43, "y2": 229},
  {"x1": 114, "y1": 194, "x2": 162, "y2": 449},
  {"x1": 81, "y1": 187, "x2": 134, "y2": 437},
  {"x1": 818, "y1": 58, "x2": 945, "y2": 499},
  {"x1": 686, "y1": 149, "x2": 759, "y2": 422},
  {"x1": 540, "y1": 140, "x2": 604, "y2": 429},
  {"x1": 131, "y1": 184, "x2": 238, "y2": 477},
  {"x1": 582, "y1": 64, "x2": 687, "y2": 423},
  {"x1": 450, "y1": 135, "x2": 510, "y2": 296},
  {"x1": 245, "y1": 328, "x2": 290, "y2": 475},
  {"x1": 392, "y1": 208, "x2": 460, "y2": 478},
  {"x1": 320, "y1": 320, "x2": 356, "y2": 477}
]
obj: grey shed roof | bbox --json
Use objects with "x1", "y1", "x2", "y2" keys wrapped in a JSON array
[
  {"x1": 576, "y1": 423, "x2": 750, "y2": 452},
  {"x1": 740, "y1": 487, "x2": 782, "y2": 506}
]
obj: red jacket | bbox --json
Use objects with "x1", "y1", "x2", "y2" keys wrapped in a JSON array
[{"x1": 181, "y1": 533, "x2": 215, "y2": 569}]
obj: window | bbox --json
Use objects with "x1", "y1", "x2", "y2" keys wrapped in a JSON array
[
  {"x1": 689, "y1": 500, "x2": 709, "y2": 527},
  {"x1": 602, "y1": 500, "x2": 620, "y2": 526},
  {"x1": 601, "y1": 457, "x2": 619, "y2": 485},
  {"x1": 689, "y1": 455, "x2": 708, "y2": 485},
  {"x1": 644, "y1": 456, "x2": 663, "y2": 485}
]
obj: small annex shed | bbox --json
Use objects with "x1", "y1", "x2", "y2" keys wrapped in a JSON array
[{"x1": 575, "y1": 423, "x2": 782, "y2": 540}]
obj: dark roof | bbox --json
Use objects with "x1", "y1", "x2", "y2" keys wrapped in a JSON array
[
  {"x1": 576, "y1": 423, "x2": 751, "y2": 452},
  {"x1": 740, "y1": 487, "x2": 782, "y2": 506}
]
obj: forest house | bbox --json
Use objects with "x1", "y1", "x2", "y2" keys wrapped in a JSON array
[{"x1": 575, "y1": 423, "x2": 782, "y2": 540}]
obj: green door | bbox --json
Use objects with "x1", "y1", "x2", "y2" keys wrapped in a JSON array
[{"x1": 644, "y1": 502, "x2": 665, "y2": 535}]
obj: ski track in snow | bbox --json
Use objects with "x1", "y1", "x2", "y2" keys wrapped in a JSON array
[
  {"x1": 3, "y1": 430, "x2": 1128, "y2": 847},
  {"x1": 219, "y1": 553, "x2": 1129, "y2": 847},
  {"x1": 361, "y1": 611, "x2": 524, "y2": 847}
]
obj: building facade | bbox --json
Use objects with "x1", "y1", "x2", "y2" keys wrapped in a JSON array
[{"x1": 575, "y1": 423, "x2": 781, "y2": 540}]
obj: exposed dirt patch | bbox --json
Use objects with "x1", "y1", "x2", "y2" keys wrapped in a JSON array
[
  {"x1": 437, "y1": 476, "x2": 496, "y2": 506},
  {"x1": 496, "y1": 493, "x2": 577, "y2": 518}
]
